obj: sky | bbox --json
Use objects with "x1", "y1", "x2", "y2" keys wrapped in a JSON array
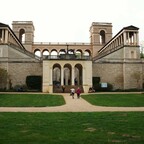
[{"x1": 1, "y1": 0, "x2": 144, "y2": 44}]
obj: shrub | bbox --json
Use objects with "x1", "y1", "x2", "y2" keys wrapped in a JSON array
[
  {"x1": 93, "y1": 83, "x2": 113, "y2": 92},
  {"x1": 26, "y1": 75, "x2": 42, "y2": 91},
  {"x1": 13, "y1": 84, "x2": 28, "y2": 92}
]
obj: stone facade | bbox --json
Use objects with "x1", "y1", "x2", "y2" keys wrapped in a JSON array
[
  {"x1": 0, "y1": 21, "x2": 144, "y2": 92},
  {"x1": 43, "y1": 60, "x2": 92, "y2": 93}
]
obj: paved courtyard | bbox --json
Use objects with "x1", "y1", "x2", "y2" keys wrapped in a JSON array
[{"x1": 0, "y1": 93, "x2": 144, "y2": 112}]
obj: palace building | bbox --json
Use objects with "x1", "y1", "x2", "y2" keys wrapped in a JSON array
[{"x1": 0, "y1": 21, "x2": 143, "y2": 93}]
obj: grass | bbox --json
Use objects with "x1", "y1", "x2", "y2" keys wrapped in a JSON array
[
  {"x1": 0, "y1": 94, "x2": 65, "y2": 107},
  {"x1": 81, "y1": 93, "x2": 144, "y2": 107},
  {"x1": 0, "y1": 112, "x2": 144, "y2": 144}
]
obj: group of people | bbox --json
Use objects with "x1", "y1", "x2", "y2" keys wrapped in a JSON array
[
  {"x1": 70, "y1": 87, "x2": 81, "y2": 99},
  {"x1": 61, "y1": 85, "x2": 81, "y2": 99}
]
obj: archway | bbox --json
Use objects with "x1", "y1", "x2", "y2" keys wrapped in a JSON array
[
  {"x1": 64, "y1": 64, "x2": 72, "y2": 85},
  {"x1": 75, "y1": 64, "x2": 83, "y2": 85},
  {"x1": 19, "y1": 29, "x2": 25, "y2": 43},
  {"x1": 100, "y1": 30, "x2": 106, "y2": 44},
  {"x1": 34, "y1": 49, "x2": 41, "y2": 57},
  {"x1": 53, "y1": 63, "x2": 61, "y2": 86}
]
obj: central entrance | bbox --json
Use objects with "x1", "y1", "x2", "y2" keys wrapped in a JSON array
[
  {"x1": 42, "y1": 60, "x2": 92, "y2": 93},
  {"x1": 52, "y1": 63, "x2": 83, "y2": 92}
]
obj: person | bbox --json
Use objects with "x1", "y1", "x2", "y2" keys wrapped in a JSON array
[
  {"x1": 70, "y1": 88, "x2": 75, "y2": 99},
  {"x1": 88, "y1": 87, "x2": 95, "y2": 93},
  {"x1": 74, "y1": 78, "x2": 78, "y2": 85},
  {"x1": 76, "y1": 87, "x2": 81, "y2": 99},
  {"x1": 62, "y1": 85, "x2": 65, "y2": 93}
]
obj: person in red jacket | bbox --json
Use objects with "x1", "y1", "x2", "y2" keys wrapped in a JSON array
[{"x1": 76, "y1": 87, "x2": 81, "y2": 99}]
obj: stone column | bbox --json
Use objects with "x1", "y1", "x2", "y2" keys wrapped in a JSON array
[
  {"x1": 1, "y1": 30, "x2": 5, "y2": 43},
  {"x1": 4, "y1": 30, "x2": 8, "y2": 43},
  {"x1": 136, "y1": 32, "x2": 139, "y2": 45},
  {"x1": 61, "y1": 67, "x2": 64, "y2": 85},
  {"x1": 72, "y1": 67, "x2": 74, "y2": 85},
  {"x1": 50, "y1": 67, "x2": 53, "y2": 85},
  {"x1": 83, "y1": 67, "x2": 86, "y2": 85},
  {"x1": 123, "y1": 31, "x2": 127, "y2": 45}
]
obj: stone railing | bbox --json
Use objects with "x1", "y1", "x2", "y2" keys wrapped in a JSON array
[
  {"x1": 43, "y1": 54, "x2": 91, "y2": 60},
  {"x1": 33, "y1": 42, "x2": 90, "y2": 45}
]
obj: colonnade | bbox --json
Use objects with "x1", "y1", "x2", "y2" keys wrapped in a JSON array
[
  {"x1": 53, "y1": 64, "x2": 82, "y2": 86},
  {"x1": 93, "y1": 27, "x2": 139, "y2": 60},
  {"x1": 0, "y1": 29, "x2": 24, "y2": 49}
]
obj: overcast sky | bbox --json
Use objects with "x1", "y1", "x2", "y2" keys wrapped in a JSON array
[{"x1": 1, "y1": 0, "x2": 144, "y2": 44}]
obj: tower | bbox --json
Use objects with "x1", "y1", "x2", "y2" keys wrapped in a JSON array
[
  {"x1": 89, "y1": 22, "x2": 112, "y2": 57},
  {"x1": 12, "y1": 21, "x2": 34, "y2": 52}
]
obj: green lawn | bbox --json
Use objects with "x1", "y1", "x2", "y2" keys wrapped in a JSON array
[
  {"x1": 0, "y1": 94, "x2": 65, "y2": 107},
  {"x1": 81, "y1": 93, "x2": 144, "y2": 107},
  {"x1": 0, "y1": 112, "x2": 144, "y2": 144}
]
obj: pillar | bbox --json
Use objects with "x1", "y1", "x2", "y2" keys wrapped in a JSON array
[
  {"x1": 4, "y1": 30, "x2": 8, "y2": 43},
  {"x1": 123, "y1": 32, "x2": 127, "y2": 45},
  {"x1": 50, "y1": 67, "x2": 53, "y2": 85},
  {"x1": 72, "y1": 67, "x2": 75, "y2": 85},
  {"x1": 61, "y1": 67, "x2": 64, "y2": 85}
]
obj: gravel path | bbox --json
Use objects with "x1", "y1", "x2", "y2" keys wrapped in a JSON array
[{"x1": 0, "y1": 93, "x2": 144, "y2": 112}]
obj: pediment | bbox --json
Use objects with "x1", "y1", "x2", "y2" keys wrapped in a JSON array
[{"x1": 123, "y1": 25, "x2": 139, "y2": 30}]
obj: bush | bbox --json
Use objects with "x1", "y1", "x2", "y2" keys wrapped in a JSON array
[
  {"x1": 13, "y1": 84, "x2": 27, "y2": 92},
  {"x1": 93, "y1": 83, "x2": 113, "y2": 92},
  {"x1": 26, "y1": 76, "x2": 42, "y2": 91}
]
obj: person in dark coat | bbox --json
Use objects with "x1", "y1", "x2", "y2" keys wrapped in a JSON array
[{"x1": 76, "y1": 87, "x2": 81, "y2": 99}]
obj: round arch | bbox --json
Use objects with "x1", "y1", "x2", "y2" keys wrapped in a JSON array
[
  {"x1": 76, "y1": 49, "x2": 82, "y2": 59},
  {"x1": 59, "y1": 49, "x2": 66, "y2": 55},
  {"x1": 19, "y1": 28, "x2": 25, "y2": 43},
  {"x1": 53, "y1": 63, "x2": 61, "y2": 86},
  {"x1": 34, "y1": 49, "x2": 41, "y2": 57},
  {"x1": 99, "y1": 30, "x2": 106, "y2": 44},
  {"x1": 63, "y1": 63, "x2": 72, "y2": 85},
  {"x1": 51, "y1": 49, "x2": 58, "y2": 59},
  {"x1": 84, "y1": 49, "x2": 91, "y2": 56},
  {"x1": 42, "y1": 49, "x2": 49, "y2": 56},
  {"x1": 75, "y1": 63, "x2": 83, "y2": 85}
]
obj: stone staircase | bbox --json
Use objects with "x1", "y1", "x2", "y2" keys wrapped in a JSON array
[{"x1": 53, "y1": 85, "x2": 84, "y2": 93}]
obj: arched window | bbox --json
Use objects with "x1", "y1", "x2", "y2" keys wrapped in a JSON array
[
  {"x1": 19, "y1": 29, "x2": 25, "y2": 43},
  {"x1": 100, "y1": 30, "x2": 106, "y2": 44}
]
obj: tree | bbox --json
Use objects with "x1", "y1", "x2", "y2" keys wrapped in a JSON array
[{"x1": 0, "y1": 68, "x2": 8, "y2": 89}]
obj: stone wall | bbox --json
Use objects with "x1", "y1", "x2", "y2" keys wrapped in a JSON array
[
  {"x1": 0, "y1": 44, "x2": 42, "y2": 89},
  {"x1": 8, "y1": 62, "x2": 42, "y2": 88},
  {"x1": 93, "y1": 62, "x2": 123, "y2": 89},
  {"x1": 93, "y1": 61, "x2": 144, "y2": 90},
  {"x1": 123, "y1": 62, "x2": 143, "y2": 89}
]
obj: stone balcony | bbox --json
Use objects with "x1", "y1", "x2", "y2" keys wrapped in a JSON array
[{"x1": 42, "y1": 54, "x2": 91, "y2": 60}]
